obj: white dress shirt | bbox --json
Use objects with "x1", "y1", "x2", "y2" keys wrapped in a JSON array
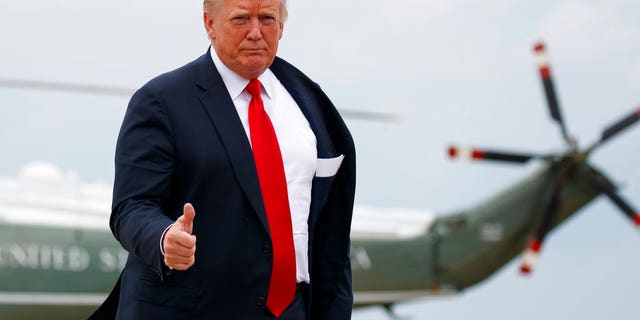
[{"x1": 211, "y1": 50, "x2": 317, "y2": 283}]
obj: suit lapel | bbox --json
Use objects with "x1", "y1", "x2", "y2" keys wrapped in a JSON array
[
  {"x1": 195, "y1": 50, "x2": 270, "y2": 236},
  {"x1": 269, "y1": 58, "x2": 337, "y2": 228}
]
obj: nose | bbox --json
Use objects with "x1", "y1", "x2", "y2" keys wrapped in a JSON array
[{"x1": 246, "y1": 19, "x2": 263, "y2": 41}]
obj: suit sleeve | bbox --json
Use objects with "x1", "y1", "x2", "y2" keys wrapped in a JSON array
[
  {"x1": 110, "y1": 84, "x2": 176, "y2": 278},
  {"x1": 311, "y1": 208, "x2": 354, "y2": 320}
]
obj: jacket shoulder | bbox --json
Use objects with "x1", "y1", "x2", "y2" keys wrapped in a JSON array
[
  {"x1": 140, "y1": 53, "x2": 207, "y2": 96},
  {"x1": 271, "y1": 57, "x2": 321, "y2": 88}
]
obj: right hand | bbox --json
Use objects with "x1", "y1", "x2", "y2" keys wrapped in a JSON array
[{"x1": 162, "y1": 203, "x2": 197, "y2": 270}]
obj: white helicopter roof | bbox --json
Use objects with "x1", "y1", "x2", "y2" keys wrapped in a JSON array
[
  {"x1": 0, "y1": 162, "x2": 111, "y2": 230},
  {"x1": 350, "y1": 206, "x2": 436, "y2": 240},
  {"x1": 0, "y1": 162, "x2": 437, "y2": 239}
]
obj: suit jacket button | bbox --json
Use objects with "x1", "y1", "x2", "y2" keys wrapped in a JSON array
[
  {"x1": 263, "y1": 244, "x2": 272, "y2": 254},
  {"x1": 256, "y1": 296, "x2": 265, "y2": 306}
]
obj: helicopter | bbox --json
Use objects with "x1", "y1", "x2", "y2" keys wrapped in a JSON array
[{"x1": 0, "y1": 42, "x2": 638, "y2": 320}]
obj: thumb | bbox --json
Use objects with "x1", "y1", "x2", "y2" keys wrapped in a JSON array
[{"x1": 181, "y1": 203, "x2": 196, "y2": 235}]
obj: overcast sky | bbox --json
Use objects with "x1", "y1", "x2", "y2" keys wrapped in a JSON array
[{"x1": 1, "y1": 0, "x2": 639, "y2": 319}]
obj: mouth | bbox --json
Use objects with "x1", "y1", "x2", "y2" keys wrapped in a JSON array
[{"x1": 242, "y1": 48, "x2": 267, "y2": 53}]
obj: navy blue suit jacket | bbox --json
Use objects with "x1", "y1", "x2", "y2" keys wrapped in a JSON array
[{"x1": 99, "y1": 49, "x2": 355, "y2": 320}]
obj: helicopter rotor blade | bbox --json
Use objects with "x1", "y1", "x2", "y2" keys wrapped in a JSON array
[
  {"x1": 533, "y1": 43, "x2": 573, "y2": 147},
  {"x1": 338, "y1": 109, "x2": 405, "y2": 123},
  {"x1": 0, "y1": 77, "x2": 403, "y2": 123},
  {"x1": 591, "y1": 107, "x2": 640, "y2": 150},
  {"x1": 520, "y1": 180, "x2": 564, "y2": 275},
  {"x1": 591, "y1": 173, "x2": 640, "y2": 231},
  {"x1": 448, "y1": 145, "x2": 538, "y2": 164},
  {"x1": 0, "y1": 78, "x2": 134, "y2": 97}
]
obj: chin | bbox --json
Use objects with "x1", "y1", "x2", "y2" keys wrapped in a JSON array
[{"x1": 240, "y1": 61, "x2": 271, "y2": 74}]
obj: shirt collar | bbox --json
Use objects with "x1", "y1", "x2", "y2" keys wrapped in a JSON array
[{"x1": 210, "y1": 48, "x2": 275, "y2": 101}]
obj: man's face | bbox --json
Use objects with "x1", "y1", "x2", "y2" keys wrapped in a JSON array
[{"x1": 204, "y1": 0, "x2": 284, "y2": 80}]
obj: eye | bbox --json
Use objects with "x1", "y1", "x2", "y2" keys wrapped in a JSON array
[
  {"x1": 232, "y1": 16, "x2": 248, "y2": 25},
  {"x1": 260, "y1": 15, "x2": 276, "y2": 26}
]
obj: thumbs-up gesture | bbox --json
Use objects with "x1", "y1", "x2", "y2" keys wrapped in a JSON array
[{"x1": 162, "y1": 203, "x2": 197, "y2": 270}]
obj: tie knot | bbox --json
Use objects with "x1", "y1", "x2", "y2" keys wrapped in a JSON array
[{"x1": 246, "y1": 79, "x2": 262, "y2": 97}]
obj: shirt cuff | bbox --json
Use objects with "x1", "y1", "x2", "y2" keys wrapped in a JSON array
[{"x1": 159, "y1": 223, "x2": 174, "y2": 256}]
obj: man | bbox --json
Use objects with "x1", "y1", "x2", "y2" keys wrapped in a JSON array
[{"x1": 93, "y1": 0, "x2": 355, "y2": 319}]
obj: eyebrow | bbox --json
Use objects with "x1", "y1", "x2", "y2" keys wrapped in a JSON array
[
  {"x1": 228, "y1": 8, "x2": 277, "y2": 17},
  {"x1": 228, "y1": 9, "x2": 250, "y2": 16}
]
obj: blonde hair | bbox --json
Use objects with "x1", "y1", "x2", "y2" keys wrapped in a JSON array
[{"x1": 203, "y1": 0, "x2": 288, "y2": 22}]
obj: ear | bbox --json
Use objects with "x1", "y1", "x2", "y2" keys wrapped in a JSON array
[
  {"x1": 278, "y1": 21, "x2": 284, "y2": 40},
  {"x1": 203, "y1": 11, "x2": 216, "y2": 40}
]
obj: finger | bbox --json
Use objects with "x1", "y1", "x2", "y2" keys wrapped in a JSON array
[
  {"x1": 165, "y1": 230, "x2": 197, "y2": 248},
  {"x1": 165, "y1": 257, "x2": 195, "y2": 270},
  {"x1": 164, "y1": 242, "x2": 196, "y2": 258},
  {"x1": 175, "y1": 234, "x2": 196, "y2": 248},
  {"x1": 182, "y1": 203, "x2": 196, "y2": 234},
  {"x1": 164, "y1": 254, "x2": 195, "y2": 266}
]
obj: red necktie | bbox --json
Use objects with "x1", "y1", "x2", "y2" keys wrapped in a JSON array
[{"x1": 246, "y1": 79, "x2": 296, "y2": 317}]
